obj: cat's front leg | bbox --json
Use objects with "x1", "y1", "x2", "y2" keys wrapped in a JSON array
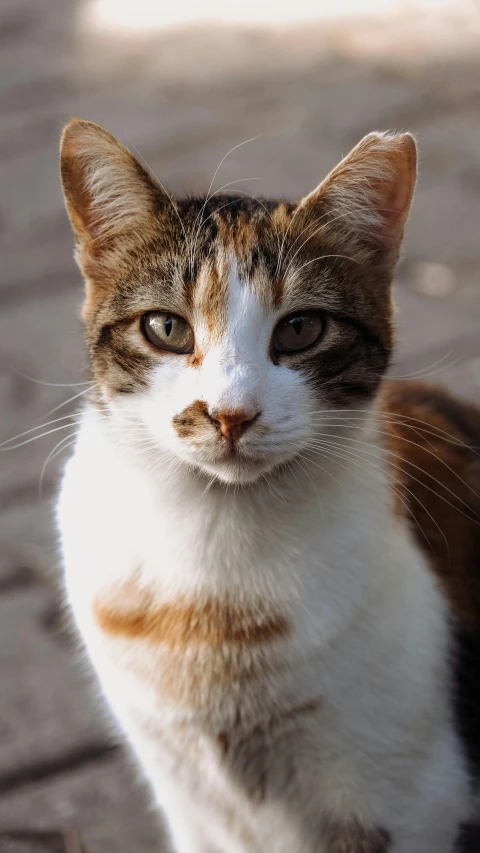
[
  {"x1": 167, "y1": 824, "x2": 216, "y2": 853},
  {"x1": 165, "y1": 805, "x2": 220, "y2": 853}
]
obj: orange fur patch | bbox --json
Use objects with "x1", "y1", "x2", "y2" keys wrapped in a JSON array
[
  {"x1": 93, "y1": 590, "x2": 290, "y2": 648},
  {"x1": 193, "y1": 257, "x2": 228, "y2": 340}
]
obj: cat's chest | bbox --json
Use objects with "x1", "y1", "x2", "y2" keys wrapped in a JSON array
[
  {"x1": 60, "y1": 433, "x2": 407, "y2": 720},
  {"x1": 83, "y1": 582, "x2": 295, "y2": 715}
]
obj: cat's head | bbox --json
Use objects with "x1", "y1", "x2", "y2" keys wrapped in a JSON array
[{"x1": 60, "y1": 120, "x2": 416, "y2": 484}]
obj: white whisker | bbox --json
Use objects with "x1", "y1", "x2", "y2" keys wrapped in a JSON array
[
  {"x1": 11, "y1": 370, "x2": 92, "y2": 387},
  {"x1": 47, "y1": 383, "x2": 96, "y2": 415}
]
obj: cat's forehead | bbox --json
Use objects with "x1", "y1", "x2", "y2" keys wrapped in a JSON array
[
  {"x1": 97, "y1": 195, "x2": 301, "y2": 324},
  {"x1": 192, "y1": 254, "x2": 273, "y2": 351},
  {"x1": 176, "y1": 192, "x2": 295, "y2": 312}
]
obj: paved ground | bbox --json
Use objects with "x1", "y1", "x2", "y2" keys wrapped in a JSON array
[{"x1": 1, "y1": 1, "x2": 480, "y2": 850}]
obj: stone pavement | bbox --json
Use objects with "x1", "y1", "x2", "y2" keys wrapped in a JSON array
[{"x1": 0, "y1": 1, "x2": 480, "y2": 850}]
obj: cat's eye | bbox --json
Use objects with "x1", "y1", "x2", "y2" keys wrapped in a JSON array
[
  {"x1": 273, "y1": 311, "x2": 325, "y2": 354},
  {"x1": 142, "y1": 311, "x2": 194, "y2": 354}
]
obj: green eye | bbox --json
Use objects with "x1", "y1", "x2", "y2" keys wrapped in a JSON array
[
  {"x1": 273, "y1": 311, "x2": 324, "y2": 354},
  {"x1": 142, "y1": 312, "x2": 194, "y2": 354}
]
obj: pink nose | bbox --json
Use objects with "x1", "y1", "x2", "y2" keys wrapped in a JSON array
[{"x1": 211, "y1": 410, "x2": 260, "y2": 442}]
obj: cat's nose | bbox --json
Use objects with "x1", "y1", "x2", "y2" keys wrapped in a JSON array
[{"x1": 210, "y1": 409, "x2": 261, "y2": 442}]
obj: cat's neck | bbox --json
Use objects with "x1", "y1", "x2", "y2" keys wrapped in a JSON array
[{"x1": 76, "y1": 407, "x2": 398, "y2": 609}]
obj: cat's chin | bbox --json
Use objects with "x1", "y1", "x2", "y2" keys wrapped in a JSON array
[{"x1": 192, "y1": 453, "x2": 283, "y2": 486}]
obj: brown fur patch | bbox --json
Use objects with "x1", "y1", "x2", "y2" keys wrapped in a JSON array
[
  {"x1": 380, "y1": 381, "x2": 480, "y2": 779},
  {"x1": 218, "y1": 697, "x2": 322, "y2": 756},
  {"x1": 326, "y1": 821, "x2": 391, "y2": 853},
  {"x1": 172, "y1": 399, "x2": 211, "y2": 440},
  {"x1": 216, "y1": 696, "x2": 324, "y2": 805},
  {"x1": 380, "y1": 381, "x2": 480, "y2": 631},
  {"x1": 93, "y1": 588, "x2": 289, "y2": 648}
]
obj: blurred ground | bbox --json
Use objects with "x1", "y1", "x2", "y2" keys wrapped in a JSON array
[{"x1": 1, "y1": 0, "x2": 480, "y2": 850}]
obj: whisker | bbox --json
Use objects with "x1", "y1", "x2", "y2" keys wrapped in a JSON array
[
  {"x1": 0, "y1": 412, "x2": 87, "y2": 448},
  {"x1": 200, "y1": 473, "x2": 218, "y2": 501},
  {"x1": 39, "y1": 431, "x2": 79, "y2": 497},
  {"x1": 11, "y1": 370, "x2": 92, "y2": 387},
  {"x1": 310, "y1": 416, "x2": 471, "y2": 451},
  {"x1": 189, "y1": 177, "x2": 263, "y2": 268},
  {"x1": 307, "y1": 432, "x2": 480, "y2": 525},
  {"x1": 311, "y1": 416, "x2": 480, "y2": 502},
  {"x1": 0, "y1": 410, "x2": 152, "y2": 450},
  {"x1": 388, "y1": 351, "x2": 455, "y2": 381},
  {"x1": 1, "y1": 421, "x2": 88, "y2": 450},
  {"x1": 189, "y1": 135, "x2": 263, "y2": 274},
  {"x1": 125, "y1": 134, "x2": 190, "y2": 263},
  {"x1": 288, "y1": 253, "x2": 360, "y2": 283},
  {"x1": 294, "y1": 456, "x2": 322, "y2": 511},
  {"x1": 47, "y1": 383, "x2": 96, "y2": 415},
  {"x1": 304, "y1": 442, "x2": 437, "y2": 553},
  {"x1": 274, "y1": 199, "x2": 354, "y2": 278},
  {"x1": 309, "y1": 409, "x2": 480, "y2": 454},
  {"x1": 388, "y1": 356, "x2": 464, "y2": 382},
  {"x1": 295, "y1": 448, "x2": 358, "y2": 502},
  {"x1": 275, "y1": 202, "x2": 306, "y2": 278},
  {"x1": 281, "y1": 208, "x2": 362, "y2": 279},
  {"x1": 278, "y1": 209, "x2": 331, "y2": 275}
]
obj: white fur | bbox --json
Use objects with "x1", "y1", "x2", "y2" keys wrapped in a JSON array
[{"x1": 58, "y1": 259, "x2": 473, "y2": 852}]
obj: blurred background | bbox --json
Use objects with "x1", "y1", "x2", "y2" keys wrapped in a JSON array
[{"x1": 1, "y1": 0, "x2": 480, "y2": 850}]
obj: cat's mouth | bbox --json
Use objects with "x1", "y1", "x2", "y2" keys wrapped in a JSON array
[
  {"x1": 168, "y1": 409, "x2": 298, "y2": 483},
  {"x1": 202, "y1": 456, "x2": 272, "y2": 484},
  {"x1": 213, "y1": 442, "x2": 259, "y2": 467},
  {"x1": 185, "y1": 440, "x2": 291, "y2": 484},
  {"x1": 221, "y1": 442, "x2": 245, "y2": 460}
]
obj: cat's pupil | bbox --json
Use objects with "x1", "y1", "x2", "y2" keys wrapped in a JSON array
[
  {"x1": 165, "y1": 316, "x2": 173, "y2": 337},
  {"x1": 292, "y1": 317, "x2": 303, "y2": 336}
]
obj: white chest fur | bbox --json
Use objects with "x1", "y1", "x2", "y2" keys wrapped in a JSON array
[{"x1": 58, "y1": 412, "x2": 471, "y2": 853}]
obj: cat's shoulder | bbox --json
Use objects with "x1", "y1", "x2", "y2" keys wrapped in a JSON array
[
  {"x1": 379, "y1": 380, "x2": 480, "y2": 778},
  {"x1": 378, "y1": 379, "x2": 480, "y2": 629}
]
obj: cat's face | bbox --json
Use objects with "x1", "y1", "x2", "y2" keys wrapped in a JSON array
[{"x1": 60, "y1": 121, "x2": 416, "y2": 484}]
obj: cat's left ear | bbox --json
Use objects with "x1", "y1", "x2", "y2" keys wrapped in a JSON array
[
  {"x1": 297, "y1": 131, "x2": 417, "y2": 253},
  {"x1": 60, "y1": 118, "x2": 163, "y2": 255}
]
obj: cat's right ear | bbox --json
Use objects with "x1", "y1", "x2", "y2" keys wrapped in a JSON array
[
  {"x1": 60, "y1": 119, "x2": 161, "y2": 260},
  {"x1": 296, "y1": 131, "x2": 417, "y2": 257}
]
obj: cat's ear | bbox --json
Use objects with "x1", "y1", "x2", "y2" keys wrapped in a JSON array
[
  {"x1": 60, "y1": 119, "x2": 161, "y2": 252},
  {"x1": 297, "y1": 131, "x2": 417, "y2": 252}
]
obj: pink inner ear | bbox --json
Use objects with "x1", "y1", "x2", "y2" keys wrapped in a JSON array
[
  {"x1": 298, "y1": 132, "x2": 417, "y2": 248},
  {"x1": 60, "y1": 118, "x2": 161, "y2": 248},
  {"x1": 390, "y1": 179, "x2": 415, "y2": 227},
  {"x1": 376, "y1": 141, "x2": 417, "y2": 232}
]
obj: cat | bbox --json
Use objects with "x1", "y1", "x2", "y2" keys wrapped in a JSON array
[{"x1": 57, "y1": 119, "x2": 480, "y2": 853}]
